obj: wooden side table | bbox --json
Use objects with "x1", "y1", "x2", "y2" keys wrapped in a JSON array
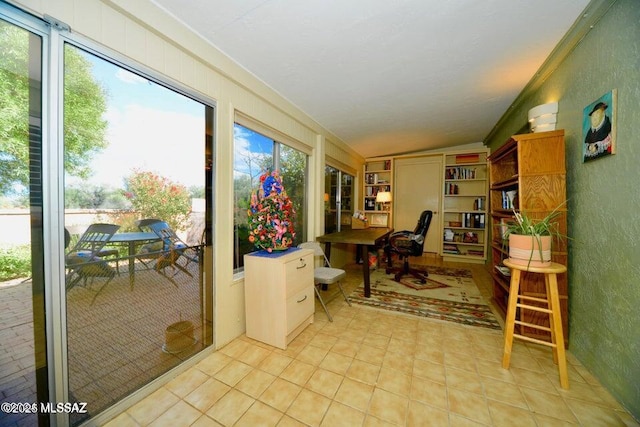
[{"x1": 502, "y1": 259, "x2": 569, "y2": 389}]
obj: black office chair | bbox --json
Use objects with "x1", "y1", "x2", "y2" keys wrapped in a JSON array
[{"x1": 384, "y1": 210, "x2": 433, "y2": 283}]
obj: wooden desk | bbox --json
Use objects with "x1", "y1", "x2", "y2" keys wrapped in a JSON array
[{"x1": 317, "y1": 228, "x2": 393, "y2": 298}]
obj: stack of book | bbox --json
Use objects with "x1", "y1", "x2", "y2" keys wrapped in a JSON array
[{"x1": 443, "y1": 244, "x2": 459, "y2": 255}]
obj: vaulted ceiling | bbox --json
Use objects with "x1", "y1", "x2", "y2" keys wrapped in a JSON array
[{"x1": 152, "y1": 0, "x2": 590, "y2": 158}]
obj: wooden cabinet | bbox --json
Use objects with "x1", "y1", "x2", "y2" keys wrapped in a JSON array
[
  {"x1": 488, "y1": 130, "x2": 568, "y2": 342},
  {"x1": 244, "y1": 248, "x2": 314, "y2": 349},
  {"x1": 363, "y1": 157, "x2": 393, "y2": 227},
  {"x1": 441, "y1": 150, "x2": 489, "y2": 263}
]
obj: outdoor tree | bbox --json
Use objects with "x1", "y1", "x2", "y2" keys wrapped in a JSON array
[
  {"x1": 65, "y1": 184, "x2": 129, "y2": 209},
  {"x1": 124, "y1": 170, "x2": 192, "y2": 231},
  {"x1": 0, "y1": 23, "x2": 108, "y2": 195},
  {"x1": 279, "y1": 145, "x2": 306, "y2": 245},
  {"x1": 63, "y1": 45, "x2": 109, "y2": 181}
]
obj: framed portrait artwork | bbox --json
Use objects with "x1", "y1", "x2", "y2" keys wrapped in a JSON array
[{"x1": 582, "y1": 89, "x2": 616, "y2": 162}]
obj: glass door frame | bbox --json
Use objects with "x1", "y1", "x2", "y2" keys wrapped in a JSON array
[
  {"x1": 52, "y1": 29, "x2": 217, "y2": 425},
  {"x1": 1, "y1": 3, "x2": 217, "y2": 424},
  {"x1": 324, "y1": 164, "x2": 355, "y2": 234}
]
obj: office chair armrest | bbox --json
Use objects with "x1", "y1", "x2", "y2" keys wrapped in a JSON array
[
  {"x1": 389, "y1": 230, "x2": 411, "y2": 239},
  {"x1": 389, "y1": 232, "x2": 413, "y2": 248},
  {"x1": 410, "y1": 234, "x2": 424, "y2": 244}
]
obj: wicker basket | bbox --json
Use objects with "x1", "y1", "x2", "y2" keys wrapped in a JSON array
[{"x1": 163, "y1": 320, "x2": 195, "y2": 353}]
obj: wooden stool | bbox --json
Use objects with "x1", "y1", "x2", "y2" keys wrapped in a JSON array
[{"x1": 502, "y1": 259, "x2": 569, "y2": 389}]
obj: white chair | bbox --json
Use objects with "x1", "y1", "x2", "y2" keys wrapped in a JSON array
[{"x1": 298, "y1": 241, "x2": 352, "y2": 322}]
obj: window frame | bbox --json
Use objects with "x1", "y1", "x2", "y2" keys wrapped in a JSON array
[{"x1": 232, "y1": 117, "x2": 309, "y2": 274}]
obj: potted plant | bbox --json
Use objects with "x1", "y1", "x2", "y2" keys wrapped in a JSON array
[{"x1": 503, "y1": 202, "x2": 567, "y2": 268}]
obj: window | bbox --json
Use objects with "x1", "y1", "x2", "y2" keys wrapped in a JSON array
[
  {"x1": 324, "y1": 166, "x2": 355, "y2": 234},
  {"x1": 233, "y1": 123, "x2": 308, "y2": 272}
]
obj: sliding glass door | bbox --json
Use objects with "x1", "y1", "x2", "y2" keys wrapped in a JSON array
[
  {"x1": 62, "y1": 44, "x2": 214, "y2": 425},
  {"x1": 1, "y1": 3, "x2": 216, "y2": 424},
  {"x1": 324, "y1": 166, "x2": 354, "y2": 234},
  {"x1": 0, "y1": 15, "x2": 48, "y2": 427}
]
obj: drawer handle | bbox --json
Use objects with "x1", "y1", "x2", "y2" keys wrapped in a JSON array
[
  {"x1": 297, "y1": 295, "x2": 308, "y2": 303},
  {"x1": 297, "y1": 260, "x2": 307, "y2": 269}
]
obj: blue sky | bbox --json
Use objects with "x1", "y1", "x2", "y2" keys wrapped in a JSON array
[
  {"x1": 65, "y1": 46, "x2": 276, "y2": 190},
  {"x1": 66, "y1": 48, "x2": 205, "y2": 189},
  {"x1": 233, "y1": 124, "x2": 274, "y2": 181}
]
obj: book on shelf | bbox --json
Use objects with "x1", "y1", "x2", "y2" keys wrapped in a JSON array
[
  {"x1": 501, "y1": 190, "x2": 517, "y2": 209},
  {"x1": 445, "y1": 166, "x2": 477, "y2": 180},
  {"x1": 455, "y1": 153, "x2": 480, "y2": 164},
  {"x1": 443, "y1": 244, "x2": 459, "y2": 254},
  {"x1": 444, "y1": 183, "x2": 459, "y2": 195},
  {"x1": 460, "y1": 213, "x2": 485, "y2": 228}
]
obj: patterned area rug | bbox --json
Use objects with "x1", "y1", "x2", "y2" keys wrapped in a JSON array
[{"x1": 349, "y1": 266, "x2": 501, "y2": 330}]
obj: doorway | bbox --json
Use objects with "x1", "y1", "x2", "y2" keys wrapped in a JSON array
[{"x1": 394, "y1": 156, "x2": 442, "y2": 253}]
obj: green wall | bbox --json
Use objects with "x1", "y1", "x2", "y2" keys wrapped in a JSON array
[{"x1": 485, "y1": 0, "x2": 640, "y2": 419}]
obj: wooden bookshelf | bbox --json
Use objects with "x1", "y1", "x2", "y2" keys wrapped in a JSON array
[
  {"x1": 363, "y1": 157, "x2": 393, "y2": 227},
  {"x1": 441, "y1": 150, "x2": 489, "y2": 263},
  {"x1": 488, "y1": 130, "x2": 568, "y2": 343}
]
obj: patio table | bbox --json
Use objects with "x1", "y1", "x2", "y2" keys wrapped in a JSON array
[{"x1": 108, "y1": 232, "x2": 160, "y2": 288}]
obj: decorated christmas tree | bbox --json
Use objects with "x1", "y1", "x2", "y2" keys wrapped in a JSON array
[{"x1": 247, "y1": 170, "x2": 296, "y2": 252}]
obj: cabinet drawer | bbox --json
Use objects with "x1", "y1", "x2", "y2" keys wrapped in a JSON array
[
  {"x1": 285, "y1": 254, "x2": 313, "y2": 297},
  {"x1": 286, "y1": 286, "x2": 313, "y2": 333}
]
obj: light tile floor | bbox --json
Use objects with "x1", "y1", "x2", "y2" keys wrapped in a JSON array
[{"x1": 104, "y1": 258, "x2": 639, "y2": 427}]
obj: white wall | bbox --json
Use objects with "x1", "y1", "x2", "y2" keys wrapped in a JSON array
[{"x1": 10, "y1": 0, "x2": 364, "y2": 346}]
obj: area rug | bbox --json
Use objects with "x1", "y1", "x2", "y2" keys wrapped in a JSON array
[{"x1": 349, "y1": 265, "x2": 501, "y2": 330}]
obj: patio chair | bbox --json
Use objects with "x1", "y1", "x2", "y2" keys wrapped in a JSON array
[
  {"x1": 134, "y1": 218, "x2": 165, "y2": 269},
  {"x1": 135, "y1": 218, "x2": 162, "y2": 232},
  {"x1": 147, "y1": 221, "x2": 196, "y2": 284},
  {"x1": 65, "y1": 223, "x2": 121, "y2": 302}
]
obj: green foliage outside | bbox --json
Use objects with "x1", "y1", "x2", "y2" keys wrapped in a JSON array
[
  {"x1": 124, "y1": 170, "x2": 192, "y2": 231},
  {"x1": 0, "y1": 28, "x2": 199, "y2": 280},
  {"x1": 232, "y1": 134, "x2": 306, "y2": 268},
  {"x1": 63, "y1": 45, "x2": 109, "y2": 184},
  {"x1": 279, "y1": 145, "x2": 306, "y2": 246},
  {"x1": 0, "y1": 245, "x2": 30, "y2": 281},
  {"x1": 0, "y1": 23, "x2": 108, "y2": 196},
  {"x1": 65, "y1": 184, "x2": 130, "y2": 209}
]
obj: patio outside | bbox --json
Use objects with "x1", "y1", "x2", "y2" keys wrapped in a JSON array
[{"x1": 0, "y1": 239, "x2": 211, "y2": 427}]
